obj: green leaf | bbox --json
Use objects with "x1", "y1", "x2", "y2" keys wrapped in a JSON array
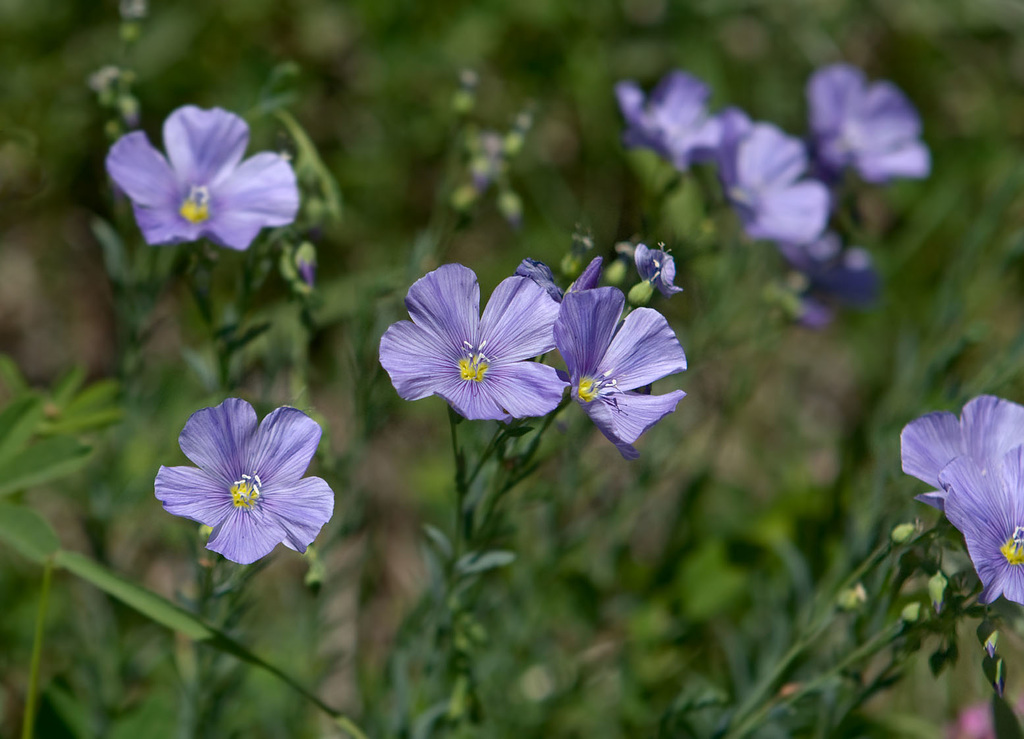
[
  {"x1": 54, "y1": 551, "x2": 214, "y2": 641},
  {"x1": 455, "y1": 550, "x2": 516, "y2": 576},
  {"x1": 0, "y1": 393, "x2": 44, "y2": 463},
  {"x1": 91, "y1": 217, "x2": 127, "y2": 285},
  {"x1": 42, "y1": 379, "x2": 123, "y2": 435},
  {"x1": 50, "y1": 366, "x2": 86, "y2": 408},
  {"x1": 993, "y1": 695, "x2": 1024, "y2": 739},
  {"x1": 0, "y1": 354, "x2": 28, "y2": 394},
  {"x1": 0, "y1": 436, "x2": 92, "y2": 497},
  {"x1": 0, "y1": 503, "x2": 60, "y2": 563}
]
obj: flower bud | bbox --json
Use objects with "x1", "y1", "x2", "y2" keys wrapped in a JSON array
[
  {"x1": 837, "y1": 582, "x2": 867, "y2": 611},
  {"x1": 890, "y1": 522, "x2": 916, "y2": 544},
  {"x1": 497, "y1": 190, "x2": 523, "y2": 229},
  {"x1": 295, "y1": 242, "x2": 317, "y2": 290},
  {"x1": 978, "y1": 621, "x2": 999, "y2": 659},
  {"x1": 627, "y1": 280, "x2": 654, "y2": 307},
  {"x1": 450, "y1": 183, "x2": 478, "y2": 212},
  {"x1": 928, "y1": 571, "x2": 948, "y2": 614},
  {"x1": 900, "y1": 602, "x2": 921, "y2": 623},
  {"x1": 604, "y1": 257, "x2": 628, "y2": 286}
]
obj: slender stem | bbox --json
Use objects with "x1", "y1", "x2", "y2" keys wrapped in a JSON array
[
  {"x1": 21, "y1": 558, "x2": 54, "y2": 739},
  {"x1": 448, "y1": 407, "x2": 468, "y2": 558}
]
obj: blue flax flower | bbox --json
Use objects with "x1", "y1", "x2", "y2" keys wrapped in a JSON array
[
  {"x1": 634, "y1": 243, "x2": 683, "y2": 298},
  {"x1": 902, "y1": 396, "x2": 1024, "y2": 511},
  {"x1": 379, "y1": 264, "x2": 567, "y2": 420},
  {"x1": 938, "y1": 448, "x2": 1024, "y2": 605},
  {"x1": 777, "y1": 233, "x2": 878, "y2": 327},
  {"x1": 554, "y1": 287, "x2": 687, "y2": 459},
  {"x1": 716, "y1": 107, "x2": 830, "y2": 245},
  {"x1": 155, "y1": 398, "x2": 334, "y2": 565},
  {"x1": 808, "y1": 63, "x2": 930, "y2": 184},
  {"x1": 615, "y1": 71, "x2": 720, "y2": 171},
  {"x1": 106, "y1": 106, "x2": 299, "y2": 250},
  {"x1": 515, "y1": 256, "x2": 603, "y2": 302}
]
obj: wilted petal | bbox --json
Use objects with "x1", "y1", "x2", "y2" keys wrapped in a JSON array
[
  {"x1": 163, "y1": 105, "x2": 249, "y2": 186},
  {"x1": 479, "y1": 276, "x2": 559, "y2": 362},
  {"x1": 599, "y1": 307, "x2": 687, "y2": 391},
  {"x1": 476, "y1": 361, "x2": 566, "y2": 419},
  {"x1": 747, "y1": 180, "x2": 829, "y2": 244},
  {"x1": 961, "y1": 395, "x2": 1024, "y2": 470},
  {"x1": 205, "y1": 152, "x2": 299, "y2": 250},
  {"x1": 206, "y1": 506, "x2": 289, "y2": 565},
  {"x1": 379, "y1": 320, "x2": 458, "y2": 401},
  {"x1": 555, "y1": 288, "x2": 623, "y2": 380},
  {"x1": 516, "y1": 259, "x2": 563, "y2": 302},
  {"x1": 154, "y1": 465, "x2": 234, "y2": 526},
  {"x1": 405, "y1": 264, "x2": 481, "y2": 355},
  {"x1": 247, "y1": 406, "x2": 322, "y2": 487},
  {"x1": 105, "y1": 131, "x2": 178, "y2": 208},
  {"x1": 178, "y1": 398, "x2": 256, "y2": 485},
  {"x1": 261, "y1": 476, "x2": 334, "y2": 552},
  {"x1": 900, "y1": 411, "x2": 962, "y2": 488}
]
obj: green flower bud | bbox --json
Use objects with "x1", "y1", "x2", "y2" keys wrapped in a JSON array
[
  {"x1": 627, "y1": 280, "x2": 655, "y2": 307},
  {"x1": 901, "y1": 602, "x2": 921, "y2": 623},
  {"x1": 837, "y1": 582, "x2": 867, "y2": 611},
  {"x1": 450, "y1": 183, "x2": 478, "y2": 212},
  {"x1": 890, "y1": 522, "x2": 916, "y2": 544},
  {"x1": 604, "y1": 257, "x2": 628, "y2": 286},
  {"x1": 504, "y1": 130, "x2": 525, "y2": 158},
  {"x1": 497, "y1": 190, "x2": 523, "y2": 228},
  {"x1": 928, "y1": 571, "x2": 948, "y2": 613}
]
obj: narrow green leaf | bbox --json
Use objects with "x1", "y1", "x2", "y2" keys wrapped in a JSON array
[
  {"x1": 91, "y1": 217, "x2": 127, "y2": 285},
  {"x1": 0, "y1": 394, "x2": 44, "y2": 463},
  {"x1": 0, "y1": 354, "x2": 28, "y2": 394},
  {"x1": 50, "y1": 366, "x2": 86, "y2": 408},
  {"x1": 54, "y1": 551, "x2": 214, "y2": 641},
  {"x1": 0, "y1": 503, "x2": 60, "y2": 563},
  {"x1": 455, "y1": 550, "x2": 516, "y2": 576},
  {"x1": 0, "y1": 436, "x2": 92, "y2": 497}
]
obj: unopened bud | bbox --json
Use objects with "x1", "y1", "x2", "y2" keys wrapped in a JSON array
[
  {"x1": 978, "y1": 621, "x2": 999, "y2": 659},
  {"x1": 627, "y1": 280, "x2": 654, "y2": 307},
  {"x1": 983, "y1": 655, "x2": 1006, "y2": 697},
  {"x1": 295, "y1": 242, "x2": 317, "y2": 290},
  {"x1": 890, "y1": 522, "x2": 916, "y2": 544},
  {"x1": 118, "y1": 94, "x2": 140, "y2": 128},
  {"x1": 837, "y1": 582, "x2": 867, "y2": 611},
  {"x1": 928, "y1": 571, "x2": 948, "y2": 614},
  {"x1": 901, "y1": 602, "x2": 921, "y2": 623},
  {"x1": 450, "y1": 183, "x2": 478, "y2": 212},
  {"x1": 604, "y1": 257, "x2": 628, "y2": 286},
  {"x1": 497, "y1": 190, "x2": 523, "y2": 229},
  {"x1": 560, "y1": 254, "x2": 582, "y2": 279},
  {"x1": 504, "y1": 130, "x2": 525, "y2": 158},
  {"x1": 120, "y1": 21, "x2": 141, "y2": 43}
]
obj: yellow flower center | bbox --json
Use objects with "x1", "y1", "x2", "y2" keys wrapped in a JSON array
[
  {"x1": 230, "y1": 473, "x2": 262, "y2": 509},
  {"x1": 179, "y1": 185, "x2": 211, "y2": 224},
  {"x1": 459, "y1": 357, "x2": 488, "y2": 382},
  {"x1": 1002, "y1": 526, "x2": 1024, "y2": 565},
  {"x1": 577, "y1": 377, "x2": 599, "y2": 402}
]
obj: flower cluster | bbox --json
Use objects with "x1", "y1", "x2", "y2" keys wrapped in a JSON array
[
  {"x1": 379, "y1": 262, "x2": 687, "y2": 459},
  {"x1": 902, "y1": 396, "x2": 1024, "y2": 604},
  {"x1": 617, "y1": 63, "x2": 928, "y2": 325}
]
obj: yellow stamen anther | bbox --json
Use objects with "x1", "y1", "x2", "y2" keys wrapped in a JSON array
[
  {"x1": 179, "y1": 185, "x2": 211, "y2": 224},
  {"x1": 1002, "y1": 537, "x2": 1024, "y2": 566},
  {"x1": 578, "y1": 377, "x2": 599, "y2": 403},
  {"x1": 230, "y1": 475, "x2": 261, "y2": 509},
  {"x1": 459, "y1": 357, "x2": 488, "y2": 382}
]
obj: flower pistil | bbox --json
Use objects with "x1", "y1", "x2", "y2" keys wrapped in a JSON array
[
  {"x1": 230, "y1": 473, "x2": 262, "y2": 509},
  {"x1": 1001, "y1": 526, "x2": 1024, "y2": 565}
]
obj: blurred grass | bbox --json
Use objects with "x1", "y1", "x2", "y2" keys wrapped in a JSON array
[{"x1": 3, "y1": 0, "x2": 1024, "y2": 736}]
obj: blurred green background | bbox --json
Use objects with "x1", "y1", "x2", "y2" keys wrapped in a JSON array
[{"x1": 3, "y1": 0, "x2": 1024, "y2": 736}]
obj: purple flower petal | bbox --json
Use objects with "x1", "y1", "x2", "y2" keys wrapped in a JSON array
[
  {"x1": 206, "y1": 506, "x2": 289, "y2": 565},
  {"x1": 961, "y1": 395, "x2": 1024, "y2": 470},
  {"x1": 634, "y1": 244, "x2": 683, "y2": 297},
  {"x1": 598, "y1": 307, "x2": 687, "y2": 391},
  {"x1": 715, "y1": 107, "x2": 753, "y2": 187},
  {"x1": 737, "y1": 124, "x2": 808, "y2": 190},
  {"x1": 568, "y1": 256, "x2": 604, "y2": 294},
  {"x1": 479, "y1": 276, "x2": 559, "y2": 362},
  {"x1": 797, "y1": 296, "x2": 834, "y2": 328},
  {"x1": 105, "y1": 131, "x2": 178, "y2": 208},
  {"x1": 900, "y1": 410, "x2": 962, "y2": 488},
  {"x1": 473, "y1": 361, "x2": 566, "y2": 419},
  {"x1": 246, "y1": 406, "x2": 322, "y2": 487},
  {"x1": 177, "y1": 398, "x2": 256, "y2": 486},
  {"x1": 163, "y1": 106, "x2": 249, "y2": 187},
  {"x1": 914, "y1": 490, "x2": 948, "y2": 511},
  {"x1": 205, "y1": 152, "x2": 300, "y2": 251},
  {"x1": 746, "y1": 180, "x2": 829, "y2": 244},
  {"x1": 807, "y1": 64, "x2": 865, "y2": 137},
  {"x1": 379, "y1": 320, "x2": 458, "y2": 401},
  {"x1": 433, "y1": 373, "x2": 512, "y2": 422},
  {"x1": 554, "y1": 288, "x2": 624, "y2": 380},
  {"x1": 516, "y1": 259, "x2": 563, "y2": 302},
  {"x1": 131, "y1": 201, "x2": 199, "y2": 246},
  {"x1": 154, "y1": 465, "x2": 234, "y2": 525},
  {"x1": 260, "y1": 476, "x2": 334, "y2": 552},
  {"x1": 857, "y1": 82, "x2": 923, "y2": 149},
  {"x1": 583, "y1": 390, "x2": 686, "y2": 459},
  {"x1": 405, "y1": 264, "x2": 481, "y2": 356},
  {"x1": 857, "y1": 141, "x2": 931, "y2": 183}
]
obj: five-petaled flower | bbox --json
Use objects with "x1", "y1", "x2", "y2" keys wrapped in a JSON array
[
  {"x1": 715, "y1": 107, "x2": 830, "y2": 246},
  {"x1": 379, "y1": 263, "x2": 568, "y2": 421},
  {"x1": 807, "y1": 63, "x2": 930, "y2": 184},
  {"x1": 634, "y1": 243, "x2": 683, "y2": 298},
  {"x1": 902, "y1": 395, "x2": 1024, "y2": 511},
  {"x1": 106, "y1": 105, "x2": 299, "y2": 250},
  {"x1": 155, "y1": 398, "x2": 334, "y2": 565},
  {"x1": 554, "y1": 287, "x2": 687, "y2": 459},
  {"x1": 615, "y1": 70, "x2": 721, "y2": 171}
]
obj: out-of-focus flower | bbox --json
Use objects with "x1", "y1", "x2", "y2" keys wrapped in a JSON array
[
  {"x1": 901, "y1": 396, "x2": 1024, "y2": 511},
  {"x1": 776, "y1": 232, "x2": 878, "y2": 327},
  {"x1": 106, "y1": 106, "x2": 299, "y2": 250},
  {"x1": 119, "y1": 0, "x2": 147, "y2": 20},
  {"x1": 634, "y1": 243, "x2": 683, "y2": 298},
  {"x1": 939, "y1": 447, "x2": 1024, "y2": 604},
  {"x1": 615, "y1": 71, "x2": 721, "y2": 170},
  {"x1": 379, "y1": 264, "x2": 567, "y2": 420},
  {"x1": 295, "y1": 242, "x2": 317, "y2": 288},
  {"x1": 807, "y1": 63, "x2": 930, "y2": 184},
  {"x1": 716, "y1": 108, "x2": 829, "y2": 245},
  {"x1": 155, "y1": 398, "x2": 334, "y2": 565},
  {"x1": 515, "y1": 256, "x2": 603, "y2": 303},
  {"x1": 554, "y1": 287, "x2": 687, "y2": 459},
  {"x1": 470, "y1": 131, "x2": 506, "y2": 193}
]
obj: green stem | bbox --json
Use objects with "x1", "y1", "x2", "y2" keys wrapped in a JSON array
[
  {"x1": 448, "y1": 407, "x2": 468, "y2": 558},
  {"x1": 21, "y1": 558, "x2": 54, "y2": 739}
]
